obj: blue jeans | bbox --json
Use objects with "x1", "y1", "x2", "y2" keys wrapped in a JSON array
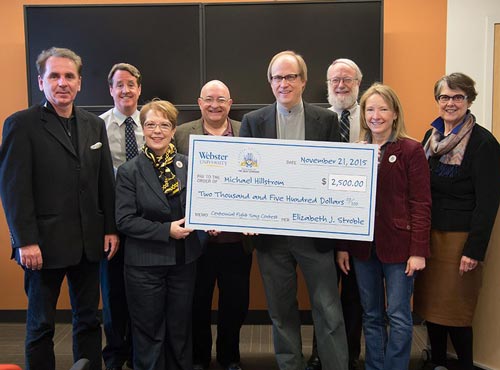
[{"x1": 353, "y1": 250, "x2": 414, "y2": 370}]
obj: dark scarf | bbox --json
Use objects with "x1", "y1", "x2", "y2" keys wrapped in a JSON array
[
  {"x1": 423, "y1": 112, "x2": 475, "y2": 177},
  {"x1": 142, "y1": 143, "x2": 180, "y2": 196}
]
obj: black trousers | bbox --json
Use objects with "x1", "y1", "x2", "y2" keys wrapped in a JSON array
[
  {"x1": 126, "y1": 262, "x2": 197, "y2": 370},
  {"x1": 192, "y1": 242, "x2": 252, "y2": 367},
  {"x1": 311, "y1": 255, "x2": 363, "y2": 364},
  {"x1": 24, "y1": 256, "x2": 101, "y2": 370},
  {"x1": 101, "y1": 242, "x2": 132, "y2": 368}
]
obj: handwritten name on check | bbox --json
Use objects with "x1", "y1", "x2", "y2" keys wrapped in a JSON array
[{"x1": 185, "y1": 135, "x2": 378, "y2": 241}]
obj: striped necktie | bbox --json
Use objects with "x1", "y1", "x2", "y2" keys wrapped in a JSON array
[
  {"x1": 124, "y1": 117, "x2": 139, "y2": 161},
  {"x1": 340, "y1": 110, "x2": 350, "y2": 143}
]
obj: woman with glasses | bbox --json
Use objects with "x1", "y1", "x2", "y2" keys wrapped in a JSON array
[
  {"x1": 115, "y1": 99, "x2": 203, "y2": 370},
  {"x1": 414, "y1": 73, "x2": 500, "y2": 370},
  {"x1": 337, "y1": 83, "x2": 431, "y2": 370}
]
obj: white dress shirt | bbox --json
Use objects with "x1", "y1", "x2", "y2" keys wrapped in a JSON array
[
  {"x1": 100, "y1": 107, "x2": 144, "y2": 172},
  {"x1": 329, "y1": 103, "x2": 360, "y2": 143}
]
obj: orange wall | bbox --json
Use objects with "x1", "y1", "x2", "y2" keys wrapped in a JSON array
[{"x1": 0, "y1": 0, "x2": 447, "y2": 310}]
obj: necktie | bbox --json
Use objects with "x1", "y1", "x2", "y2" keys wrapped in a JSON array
[
  {"x1": 339, "y1": 110, "x2": 350, "y2": 143},
  {"x1": 124, "y1": 117, "x2": 139, "y2": 161}
]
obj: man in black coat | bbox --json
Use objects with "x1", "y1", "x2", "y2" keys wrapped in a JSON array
[
  {"x1": 0, "y1": 47, "x2": 118, "y2": 370},
  {"x1": 240, "y1": 50, "x2": 348, "y2": 370}
]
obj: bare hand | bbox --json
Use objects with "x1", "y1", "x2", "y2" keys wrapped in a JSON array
[
  {"x1": 170, "y1": 218, "x2": 194, "y2": 240},
  {"x1": 405, "y1": 256, "x2": 425, "y2": 276},
  {"x1": 459, "y1": 256, "x2": 478, "y2": 276},
  {"x1": 206, "y1": 230, "x2": 221, "y2": 237},
  {"x1": 336, "y1": 251, "x2": 350, "y2": 275},
  {"x1": 19, "y1": 244, "x2": 43, "y2": 270},
  {"x1": 243, "y1": 232, "x2": 259, "y2": 236},
  {"x1": 104, "y1": 234, "x2": 120, "y2": 260}
]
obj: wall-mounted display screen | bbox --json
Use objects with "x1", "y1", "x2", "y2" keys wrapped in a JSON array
[{"x1": 25, "y1": 1, "x2": 382, "y2": 115}]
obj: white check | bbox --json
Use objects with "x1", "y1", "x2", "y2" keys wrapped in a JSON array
[{"x1": 185, "y1": 135, "x2": 378, "y2": 241}]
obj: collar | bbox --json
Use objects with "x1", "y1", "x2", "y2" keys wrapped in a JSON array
[
  {"x1": 331, "y1": 102, "x2": 359, "y2": 116},
  {"x1": 366, "y1": 131, "x2": 397, "y2": 147},
  {"x1": 431, "y1": 110, "x2": 471, "y2": 135},
  {"x1": 276, "y1": 100, "x2": 304, "y2": 116},
  {"x1": 112, "y1": 107, "x2": 140, "y2": 126},
  {"x1": 42, "y1": 100, "x2": 75, "y2": 119},
  {"x1": 202, "y1": 118, "x2": 234, "y2": 136}
]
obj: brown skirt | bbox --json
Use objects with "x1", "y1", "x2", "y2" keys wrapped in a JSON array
[{"x1": 413, "y1": 230, "x2": 483, "y2": 326}]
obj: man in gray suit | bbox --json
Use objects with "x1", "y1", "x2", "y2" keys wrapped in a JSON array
[
  {"x1": 240, "y1": 51, "x2": 348, "y2": 370},
  {"x1": 175, "y1": 80, "x2": 252, "y2": 370},
  {"x1": 0, "y1": 47, "x2": 118, "y2": 370}
]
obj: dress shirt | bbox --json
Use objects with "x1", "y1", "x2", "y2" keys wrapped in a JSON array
[
  {"x1": 329, "y1": 103, "x2": 360, "y2": 143},
  {"x1": 100, "y1": 107, "x2": 144, "y2": 172}
]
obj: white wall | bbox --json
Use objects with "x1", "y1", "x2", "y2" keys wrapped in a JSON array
[
  {"x1": 448, "y1": 3, "x2": 500, "y2": 369},
  {"x1": 447, "y1": 0, "x2": 500, "y2": 129}
]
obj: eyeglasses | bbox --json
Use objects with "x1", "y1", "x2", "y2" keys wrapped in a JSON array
[
  {"x1": 437, "y1": 94, "x2": 467, "y2": 103},
  {"x1": 143, "y1": 122, "x2": 173, "y2": 131},
  {"x1": 270, "y1": 74, "x2": 299, "y2": 83},
  {"x1": 199, "y1": 96, "x2": 230, "y2": 105},
  {"x1": 326, "y1": 77, "x2": 358, "y2": 86}
]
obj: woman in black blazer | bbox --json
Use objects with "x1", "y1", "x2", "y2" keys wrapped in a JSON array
[{"x1": 115, "y1": 99, "x2": 203, "y2": 370}]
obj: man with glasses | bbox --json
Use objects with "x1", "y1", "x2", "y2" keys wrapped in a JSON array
[
  {"x1": 307, "y1": 58, "x2": 364, "y2": 370},
  {"x1": 240, "y1": 51, "x2": 348, "y2": 370},
  {"x1": 175, "y1": 80, "x2": 253, "y2": 370},
  {"x1": 100, "y1": 63, "x2": 144, "y2": 370}
]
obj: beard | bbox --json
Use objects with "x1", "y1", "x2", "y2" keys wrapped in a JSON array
[{"x1": 328, "y1": 85, "x2": 359, "y2": 111}]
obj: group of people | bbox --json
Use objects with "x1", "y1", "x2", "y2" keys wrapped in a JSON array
[{"x1": 0, "y1": 46, "x2": 499, "y2": 370}]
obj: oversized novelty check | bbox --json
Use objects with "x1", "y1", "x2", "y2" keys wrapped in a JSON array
[{"x1": 185, "y1": 135, "x2": 378, "y2": 241}]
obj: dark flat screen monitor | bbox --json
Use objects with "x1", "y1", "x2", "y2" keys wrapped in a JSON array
[
  {"x1": 25, "y1": 4, "x2": 201, "y2": 108},
  {"x1": 204, "y1": 1, "x2": 382, "y2": 105},
  {"x1": 25, "y1": 1, "x2": 382, "y2": 114}
]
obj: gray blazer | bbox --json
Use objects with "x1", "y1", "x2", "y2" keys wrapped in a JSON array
[
  {"x1": 115, "y1": 152, "x2": 202, "y2": 266},
  {"x1": 174, "y1": 118, "x2": 241, "y2": 155}
]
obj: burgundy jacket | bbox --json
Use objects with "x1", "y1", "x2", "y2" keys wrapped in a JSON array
[{"x1": 344, "y1": 138, "x2": 431, "y2": 263}]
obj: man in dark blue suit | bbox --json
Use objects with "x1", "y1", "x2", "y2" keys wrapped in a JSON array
[
  {"x1": 0, "y1": 47, "x2": 118, "y2": 370},
  {"x1": 240, "y1": 50, "x2": 348, "y2": 370}
]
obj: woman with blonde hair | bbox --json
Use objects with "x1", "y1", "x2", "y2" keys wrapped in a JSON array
[{"x1": 337, "y1": 83, "x2": 431, "y2": 370}]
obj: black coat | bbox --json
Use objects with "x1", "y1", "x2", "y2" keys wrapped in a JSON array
[
  {"x1": 239, "y1": 101, "x2": 340, "y2": 252},
  {"x1": 0, "y1": 104, "x2": 117, "y2": 268},
  {"x1": 115, "y1": 152, "x2": 203, "y2": 266}
]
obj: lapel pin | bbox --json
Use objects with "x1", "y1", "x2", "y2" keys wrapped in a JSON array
[
  {"x1": 388, "y1": 154, "x2": 397, "y2": 163},
  {"x1": 90, "y1": 142, "x2": 102, "y2": 150},
  {"x1": 176, "y1": 160, "x2": 183, "y2": 168}
]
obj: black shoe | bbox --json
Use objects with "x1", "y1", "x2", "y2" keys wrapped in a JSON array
[
  {"x1": 125, "y1": 360, "x2": 134, "y2": 369},
  {"x1": 193, "y1": 364, "x2": 206, "y2": 370},
  {"x1": 305, "y1": 356, "x2": 321, "y2": 370},
  {"x1": 226, "y1": 363, "x2": 242, "y2": 370}
]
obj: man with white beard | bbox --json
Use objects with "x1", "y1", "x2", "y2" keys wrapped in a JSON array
[
  {"x1": 306, "y1": 59, "x2": 364, "y2": 370},
  {"x1": 327, "y1": 58, "x2": 362, "y2": 143}
]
